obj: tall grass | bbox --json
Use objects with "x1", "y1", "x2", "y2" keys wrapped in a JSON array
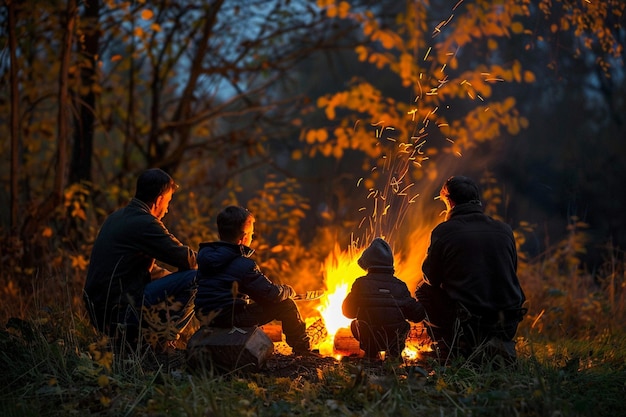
[{"x1": 1, "y1": 226, "x2": 625, "y2": 416}]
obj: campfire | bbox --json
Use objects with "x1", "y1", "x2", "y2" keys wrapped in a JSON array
[{"x1": 292, "y1": 243, "x2": 430, "y2": 360}]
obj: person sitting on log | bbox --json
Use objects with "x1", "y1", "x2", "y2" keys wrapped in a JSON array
[
  {"x1": 194, "y1": 205, "x2": 319, "y2": 357},
  {"x1": 342, "y1": 237, "x2": 425, "y2": 361}
]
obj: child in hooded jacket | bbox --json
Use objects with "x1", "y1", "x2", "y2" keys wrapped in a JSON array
[{"x1": 342, "y1": 237, "x2": 425, "y2": 360}]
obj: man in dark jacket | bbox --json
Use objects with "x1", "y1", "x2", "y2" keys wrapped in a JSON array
[
  {"x1": 417, "y1": 176, "x2": 526, "y2": 362},
  {"x1": 343, "y1": 237, "x2": 425, "y2": 360},
  {"x1": 83, "y1": 168, "x2": 197, "y2": 352},
  {"x1": 194, "y1": 206, "x2": 316, "y2": 356}
]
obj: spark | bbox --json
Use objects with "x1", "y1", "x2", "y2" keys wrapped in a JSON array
[
  {"x1": 415, "y1": 140, "x2": 427, "y2": 154},
  {"x1": 398, "y1": 143, "x2": 414, "y2": 154},
  {"x1": 453, "y1": 0, "x2": 464, "y2": 11},
  {"x1": 382, "y1": 205, "x2": 390, "y2": 216},
  {"x1": 390, "y1": 177, "x2": 402, "y2": 193},
  {"x1": 357, "y1": 177, "x2": 363, "y2": 187},
  {"x1": 438, "y1": 123, "x2": 449, "y2": 127},
  {"x1": 531, "y1": 309, "x2": 545, "y2": 328},
  {"x1": 477, "y1": 94, "x2": 484, "y2": 101},
  {"x1": 408, "y1": 193, "x2": 420, "y2": 203},
  {"x1": 455, "y1": 151, "x2": 462, "y2": 157},
  {"x1": 358, "y1": 217, "x2": 366, "y2": 228},
  {"x1": 446, "y1": 138, "x2": 454, "y2": 143},
  {"x1": 441, "y1": 63, "x2": 447, "y2": 73},
  {"x1": 424, "y1": 47, "x2": 432, "y2": 60},
  {"x1": 358, "y1": 207, "x2": 366, "y2": 212},
  {"x1": 398, "y1": 183, "x2": 415, "y2": 196}
]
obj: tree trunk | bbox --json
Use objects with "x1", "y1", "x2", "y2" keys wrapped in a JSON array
[
  {"x1": 70, "y1": 0, "x2": 99, "y2": 184},
  {"x1": 20, "y1": 0, "x2": 77, "y2": 252},
  {"x1": 7, "y1": 0, "x2": 20, "y2": 234}
]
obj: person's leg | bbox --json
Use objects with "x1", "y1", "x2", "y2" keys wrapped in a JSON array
[
  {"x1": 142, "y1": 270, "x2": 197, "y2": 348},
  {"x1": 382, "y1": 321, "x2": 410, "y2": 359},
  {"x1": 350, "y1": 320, "x2": 378, "y2": 359},
  {"x1": 232, "y1": 299, "x2": 310, "y2": 352}
]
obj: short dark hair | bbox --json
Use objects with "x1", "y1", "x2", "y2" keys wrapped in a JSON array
[
  {"x1": 441, "y1": 176, "x2": 481, "y2": 205},
  {"x1": 217, "y1": 206, "x2": 253, "y2": 242},
  {"x1": 134, "y1": 168, "x2": 177, "y2": 205}
]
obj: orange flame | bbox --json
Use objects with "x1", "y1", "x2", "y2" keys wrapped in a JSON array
[
  {"x1": 314, "y1": 244, "x2": 363, "y2": 356},
  {"x1": 311, "y1": 222, "x2": 435, "y2": 359}
]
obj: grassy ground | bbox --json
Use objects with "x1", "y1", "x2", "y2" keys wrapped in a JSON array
[
  {"x1": 1, "y1": 230, "x2": 624, "y2": 416},
  {"x1": 1, "y1": 304, "x2": 624, "y2": 417}
]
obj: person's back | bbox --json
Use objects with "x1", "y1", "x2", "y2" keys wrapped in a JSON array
[
  {"x1": 423, "y1": 205, "x2": 523, "y2": 315},
  {"x1": 418, "y1": 176, "x2": 526, "y2": 362},
  {"x1": 83, "y1": 168, "x2": 197, "y2": 352},
  {"x1": 195, "y1": 240, "x2": 285, "y2": 319}
]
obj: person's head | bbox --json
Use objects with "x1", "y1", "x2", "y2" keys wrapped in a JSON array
[
  {"x1": 439, "y1": 175, "x2": 481, "y2": 211},
  {"x1": 135, "y1": 168, "x2": 178, "y2": 220},
  {"x1": 217, "y1": 206, "x2": 255, "y2": 246},
  {"x1": 357, "y1": 237, "x2": 394, "y2": 272}
]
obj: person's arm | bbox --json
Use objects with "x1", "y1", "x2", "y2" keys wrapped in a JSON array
[
  {"x1": 342, "y1": 291, "x2": 357, "y2": 319},
  {"x1": 239, "y1": 260, "x2": 294, "y2": 303},
  {"x1": 140, "y1": 217, "x2": 197, "y2": 272},
  {"x1": 395, "y1": 281, "x2": 426, "y2": 322},
  {"x1": 421, "y1": 232, "x2": 442, "y2": 288}
]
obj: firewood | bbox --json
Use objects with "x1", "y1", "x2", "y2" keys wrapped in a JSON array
[
  {"x1": 186, "y1": 326, "x2": 274, "y2": 372},
  {"x1": 332, "y1": 327, "x2": 363, "y2": 357}
]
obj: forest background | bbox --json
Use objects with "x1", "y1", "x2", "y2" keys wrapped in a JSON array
[
  {"x1": 1, "y1": 1, "x2": 626, "y2": 415},
  {"x1": 1, "y1": 0, "x2": 625, "y2": 330}
]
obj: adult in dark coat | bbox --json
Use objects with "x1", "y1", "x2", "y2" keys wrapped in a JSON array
[
  {"x1": 194, "y1": 206, "x2": 316, "y2": 356},
  {"x1": 417, "y1": 176, "x2": 526, "y2": 362},
  {"x1": 83, "y1": 168, "x2": 197, "y2": 352},
  {"x1": 343, "y1": 237, "x2": 425, "y2": 360}
]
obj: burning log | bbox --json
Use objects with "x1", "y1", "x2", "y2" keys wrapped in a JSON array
[
  {"x1": 186, "y1": 326, "x2": 274, "y2": 372},
  {"x1": 260, "y1": 323, "x2": 283, "y2": 342},
  {"x1": 306, "y1": 317, "x2": 329, "y2": 347},
  {"x1": 333, "y1": 327, "x2": 363, "y2": 357},
  {"x1": 332, "y1": 323, "x2": 431, "y2": 358}
]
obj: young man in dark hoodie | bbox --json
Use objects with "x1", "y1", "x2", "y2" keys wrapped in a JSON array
[
  {"x1": 194, "y1": 206, "x2": 317, "y2": 356},
  {"x1": 342, "y1": 237, "x2": 425, "y2": 360},
  {"x1": 417, "y1": 176, "x2": 526, "y2": 362}
]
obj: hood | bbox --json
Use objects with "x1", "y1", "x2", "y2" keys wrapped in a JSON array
[
  {"x1": 197, "y1": 241, "x2": 254, "y2": 271},
  {"x1": 357, "y1": 237, "x2": 394, "y2": 272}
]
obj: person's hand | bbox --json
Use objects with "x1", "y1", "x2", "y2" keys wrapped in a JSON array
[{"x1": 282, "y1": 285, "x2": 296, "y2": 299}]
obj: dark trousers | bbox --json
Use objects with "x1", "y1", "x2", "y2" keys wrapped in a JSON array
[
  {"x1": 416, "y1": 283, "x2": 522, "y2": 360},
  {"x1": 85, "y1": 270, "x2": 197, "y2": 352},
  {"x1": 211, "y1": 299, "x2": 310, "y2": 351},
  {"x1": 350, "y1": 319, "x2": 410, "y2": 359}
]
